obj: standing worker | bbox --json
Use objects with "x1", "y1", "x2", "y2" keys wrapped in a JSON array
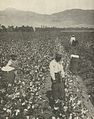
[
  {"x1": 70, "y1": 35, "x2": 78, "y2": 47},
  {"x1": 49, "y1": 53, "x2": 65, "y2": 103},
  {"x1": 69, "y1": 35, "x2": 79, "y2": 75}
]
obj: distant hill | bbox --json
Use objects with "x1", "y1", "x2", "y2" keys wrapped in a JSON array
[{"x1": 0, "y1": 8, "x2": 94, "y2": 27}]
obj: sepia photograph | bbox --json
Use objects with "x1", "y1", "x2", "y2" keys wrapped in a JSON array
[{"x1": 0, "y1": 0, "x2": 94, "y2": 118}]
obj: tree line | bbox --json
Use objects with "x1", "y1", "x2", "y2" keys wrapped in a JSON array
[{"x1": 0, "y1": 24, "x2": 94, "y2": 32}]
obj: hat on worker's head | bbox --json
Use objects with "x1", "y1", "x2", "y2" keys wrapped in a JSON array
[
  {"x1": 72, "y1": 35, "x2": 75, "y2": 37},
  {"x1": 10, "y1": 54, "x2": 17, "y2": 61},
  {"x1": 55, "y1": 53, "x2": 62, "y2": 62}
]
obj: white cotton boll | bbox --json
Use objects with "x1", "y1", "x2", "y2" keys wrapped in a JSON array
[
  {"x1": 73, "y1": 106, "x2": 76, "y2": 109},
  {"x1": 59, "y1": 113, "x2": 62, "y2": 116},
  {"x1": 52, "y1": 116, "x2": 56, "y2": 119},
  {"x1": 34, "y1": 88, "x2": 37, "y2": 92},
  {"x1": 32, "y1": 117, "x2": 35, "y2": 119},
  {"x1": 30, "y1": 82, "x2": 33, "y2": 86},
  {"x1": 6, "y1": 117, "x2": 8, "y2": 119},
  {"x1": 77, "y1": 88, "x2": 79, "y2": 92},
  {"x1": 72, "y1": 103, "x2": 76, "y2": 107},
  {"x1": 77, "y1": 100, "x2": 81, "y2": 105},
  {"x1": 54, "y1": 106, "x2": 59, "y2": 110},
  {"x1": 69, "y1": 80, "x2": 73, "y2": 83},
  {"x1": 16, "y1": 92, "x2": 20, "y2": 96},
  {"x1": 69, "y1": 114, "x2": 73, "y2": 119},
  {"x1": 69, "y1": 97, "x2": 73, "y2": 102},
  {"x1": 65, "y1": 88, "x2": 68, "y2": 92},
  {"x1": 19, "y1": 80, "x2": 21, "y2": 83},
  {"x1": 7, "y1": 109, "x2": 11, "y2": 113},
  {"x1": 35, "y1": 70, "x2": 37, "y2": 73},
  {"x1": 15, "y1": 109, "x2": 20, "y2": 115},
  {"x1": 81, "y1": 115, "x2": 85, "y2": 118},
  {"x1": 32, "y1": 105, "x2": 35, "y2": 109},
  {"x1": 81, "y1": 108, "x2": 88, "y2": 114},
  {"x1": 24, "y1": 109, "x2": 28, "y2": 112},
  {"x1": 27, "y1": 105, "x2": 31, "y2": 109},
  {"x1": 8, "y1": 83, "x2": 12, "y2": 87},
  {"x1": 38, "y1": 87, "x2": 40, "y2": 90},
  {"x1": 26, "y1": 116, "x2": 30, "y2": 119},
  {"x1": 22, "y1": 93, "x2": 26, "y2": 97},
  {"x1": 19, "y1": 99, "x2": 21, "y2": 102},
  {"x1": 64, "y1": 106, "x2": 68, "y2": 112},
  {"x1": 57, "y1": 117, "x2": 60, "y2": 119},
  {"x1": 22, "y1": 81, "x2": 25, "y2": 85},
  {"x1": 36, "y1": 92, "x2": 38, "y2": 95},
  {"x1": 3, "y1": 108, "x2": 6, "y2": 111},
  {"x1": 22, "y1": 102, "x2": 25, "y2": 105}
]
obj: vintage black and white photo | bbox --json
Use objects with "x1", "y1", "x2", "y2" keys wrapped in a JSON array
[{"x1": 0, "y1": 0, "x2": 94, "y2": 118}]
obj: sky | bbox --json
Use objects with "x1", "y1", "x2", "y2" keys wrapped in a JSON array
[{"x1": 0, "y1": 0, "x2": 94, "y2": 14}]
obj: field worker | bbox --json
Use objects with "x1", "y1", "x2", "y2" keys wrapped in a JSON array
[
  {"x1": 1, "y1": 54, "x2": 17, "y2": 86},
  {"x1": 49, "y1": 53, "x2": 65, "y2": 103},
  {"x1": 70, "y1": 35, "x2": 78, "y2": 46},
  {"x1": 7, "y1": 54, "x2": 18, "y2": 69}
]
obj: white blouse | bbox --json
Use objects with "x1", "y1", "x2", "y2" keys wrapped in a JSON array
[
  {"x1": 49, "y1": 59, "x2": 65, "y2": 80},
  {"x1": 70, "y1": 36, "x2": 76, "y2": 44}
]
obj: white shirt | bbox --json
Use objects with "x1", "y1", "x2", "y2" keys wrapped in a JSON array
[
  {"x1": 49, "y1": 59, "x2": 65, "y2": 80},
  {"x1": 1, "y1": 59, "x2": 16, "y2": 72},
  {"x1": 7, "y1": 59, "x2": 18, "y2": 68},
  {"x1": 70, "y1": 36, "x2": 76, "y2": 45}
]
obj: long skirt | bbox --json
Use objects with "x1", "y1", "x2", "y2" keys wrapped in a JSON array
[
  {"x1": 51, "y1": 72, "x2": 65, "y2": 101},
  {"x1": 69, "y1": 57, "x2": 79, "y2": 74},
  {"x1": 1, "y1": 70, "x2": 15, "y2": 85}
]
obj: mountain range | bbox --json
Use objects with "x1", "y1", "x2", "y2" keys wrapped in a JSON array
[{"x1": 0, "y1": 8, "x2": 94, "y2": 27}]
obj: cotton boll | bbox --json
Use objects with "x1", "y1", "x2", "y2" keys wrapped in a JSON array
[
  {"x1": 6, "y1": 109, "x2": 11, "y2": 114},
  {"x1": 26, "y1": 116, "x2": 30, "y2": 119},
  {"x1": 27, "y1": 105, "x2": 31, "y2": 109},
  {"x1": 54, "y1": 106, "x2": 59, "y2": 110},
  {"x1": 3, "y1": 108, "x2": 7, "y2": 111},
  {"x1": 57, "y1": 117, "x2": 60, "y2": 119},
  {"x1": 74, "y1": 117, "x2": 80, "y2": 119},
  {"x1": 69, "y1": 114, "x2": 73, "y2": 119},
  {"x1": 32, "y1": 117, "x2": 35, "y2": 119},
  {"x1": 30, "y1": 82, "x2": 33, "y2": 86},
  {"x1": 52, "y1": 116, "x2": 56, "y2": 119},
  {"x1": 22, "y1": 102, "x2": 25, "y2": 105},
  {"x1": 64, "y1": 106, "x2": 68, "y2": 112},
  {"x1": 32, "y1": 105, "x2": 35, "y2": 109},
  {"x1": 77, "y1": 100, "x2": 81, "y2": 105},
  {"x1": 15, "y1": 109, "x2": 20, "y2": 116},
  {"x1": 22, "y1": 81, "x2": 25, "y2": 85}
]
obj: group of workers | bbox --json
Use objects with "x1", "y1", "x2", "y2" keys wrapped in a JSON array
[{"x1": 0, "y1": 35, "x2": 79, "y2": 107}]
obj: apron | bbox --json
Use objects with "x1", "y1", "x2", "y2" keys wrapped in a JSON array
[{"x1": 51, "y1": 72, "x2": 65, "y2": 100}]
